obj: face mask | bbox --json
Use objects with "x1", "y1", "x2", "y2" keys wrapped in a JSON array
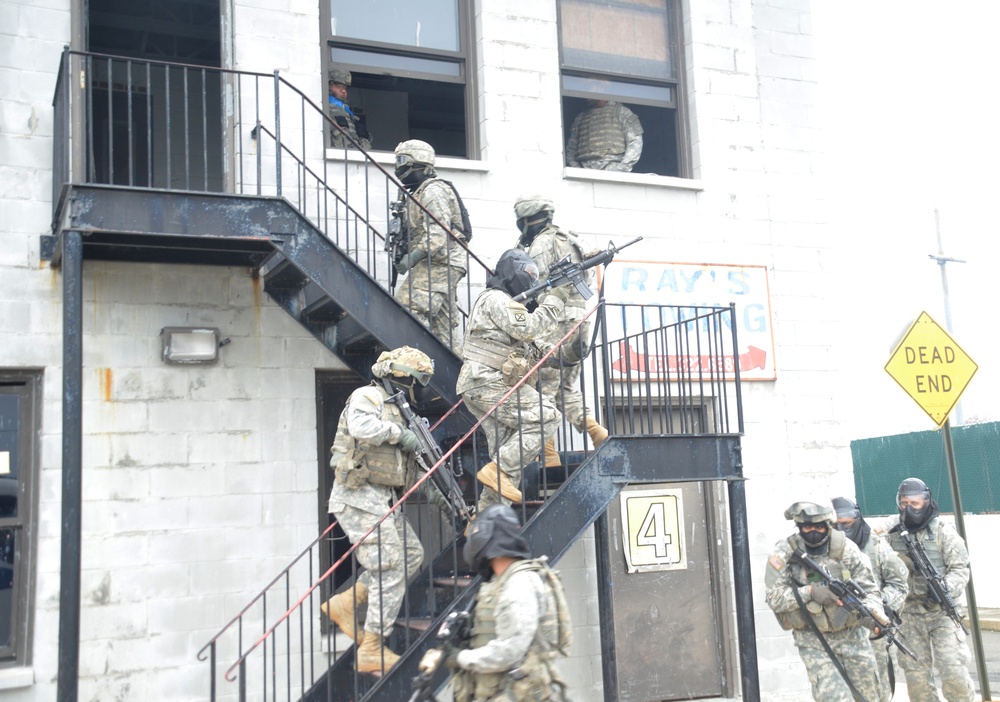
[
  {"x1": 800, "y1": 529, "x2": 828, "y2": 546},
  {"x1": 836, "y1": 520, "x2": 864, "y2": 546},
  {"x1": 394, "y1": 165, "x2": 425, "y2": 190},
  {"x1": 901, "y1": 505, "x2": 929, "y2": 530}
]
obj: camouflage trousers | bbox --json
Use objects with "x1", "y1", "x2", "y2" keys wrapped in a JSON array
[
  {"x1": 395, "y1": 262, "x2": 466, "y2": 351},
  {"x1": 538, "y1": 363, "x2": 584, "y2": 432},
  {"x1": 332, "y1": 503, "x2": 424, "y2": 638},
  {"x1": 898, "y1": 606, "x2": 974, "y2": 702},
  {"x1": 462, "y1": 381, "x2": 561, "y2": 510},
  {"x1": 871, "y1": 637, "x2": 894, "y2": 702},
  {"x1": 791, "y1": 625, "x2": 881, "y2": 701}
]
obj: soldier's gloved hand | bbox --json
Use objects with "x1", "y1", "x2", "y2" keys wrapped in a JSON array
[
  {"x1": 398, "y1": 428, "x2": 421, "y2": 454},
  {"x1": 396, "y1": 248, "x2": 426, "y2": 274},
  {"x1": 810, "y1": 584, "x2": 839, "y2": 606},
  {"x1": 544, "y1": 285, "x2": 571, "y2": 305}
]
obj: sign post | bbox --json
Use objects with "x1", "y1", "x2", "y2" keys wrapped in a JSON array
[{"x1": 884, "y1": 311, "x2": 990, "y2": 700}]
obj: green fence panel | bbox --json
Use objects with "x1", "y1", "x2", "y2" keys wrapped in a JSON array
[{"x1": 851, "y1": 421, "x2": 1000, "y2": 516}]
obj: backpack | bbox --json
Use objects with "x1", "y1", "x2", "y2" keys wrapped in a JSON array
[
  {"x1": 516, "y1": 557, "x2": 573, "y2": 656},
  {"x1": 438, "y1": 179, "x2": 473, "y2": 242}
]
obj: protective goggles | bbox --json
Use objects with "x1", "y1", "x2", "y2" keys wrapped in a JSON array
[
  {"x1": 395, "y1": 153, "x2": 418, "y2": 169},
  {"x1": 390, "y1": 362, "x2": 434, "y2": 386}
]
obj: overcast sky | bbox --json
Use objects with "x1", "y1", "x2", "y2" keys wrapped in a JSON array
[{"x1": 812, "y1": 1, "x2": 1000, "y2": 437}]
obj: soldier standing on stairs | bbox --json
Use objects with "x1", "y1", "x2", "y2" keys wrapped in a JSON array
[
  {"x1": 513, "y1": 194, "x2": 608, "y2": 468},
  {"x1": 321, "y1": 346, "x2": 436, "y2": 674},
  {"x1": 456, "y1": 249, "x2": 567, "y2": 509},
  {"x1": 392, "y1": 139, "x2": 470, "y2": 352}
]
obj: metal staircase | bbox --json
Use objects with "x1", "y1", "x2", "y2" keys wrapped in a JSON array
[{"x1": 46, "y1": 49, "x2": 758, "y2": 702}]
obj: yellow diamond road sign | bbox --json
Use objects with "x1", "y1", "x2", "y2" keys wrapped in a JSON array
[{"x1": 885, "y1": 311, "x2": 978, "y2": 428}]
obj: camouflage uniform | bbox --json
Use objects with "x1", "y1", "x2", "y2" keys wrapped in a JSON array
[
  {"x1": 765, "y1": 530, "x2": 883, "y2": 701},
  {"x1": 856, "y1": 532, "x2": 909, "y2": 701},
  {"x1": 327, "y1": 382, "x2": 423, "y2": 638},
  {"x1": 454, "y1": 560, "x2": 566, "y2": 702},
  {"x1": 522, "y1": 225, "x2": 595, "y2": 432},
  {"x1": 881, "y1": 515, "x2": 975, "y2": 702},
  {"x1": 565, "y1": 101, "x2": 643, "y2": 172},
  {"x1": 328, "y1": 97, "x2": 371, "y2": 150},
  {"x1": 456, "y1": 288, "x2": 564, "y2": 509},
  {"x1": 395, "y1": 178, "x2": 468, "y2": 350}
]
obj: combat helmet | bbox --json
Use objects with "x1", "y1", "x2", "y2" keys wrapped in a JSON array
[
  {"x1": 784, "y1": 500, "x2": 836, "y2": 526},
  {"x1": 328, "y1": 69, "x2": 352, "y2": 86},
  {"x1": 513, "y1": 194, "x2": 555, "y2": 220},
  {"x1": 394, "y1": 139, "x2": 436, "y2": 169},
  {"x1": 463, "y1": 504, "x2": 532, "y2": 580},
  {"x1": 371, "y1": 346, "x2": 434, "y2": 386}
]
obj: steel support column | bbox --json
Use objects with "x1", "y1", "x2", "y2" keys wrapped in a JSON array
[
  {"x1": 728, "y1": 477, "x2": 760, "y2": 701},
  {"x1": 57, "y1": 231, "x2": 83, "y2": 702}
]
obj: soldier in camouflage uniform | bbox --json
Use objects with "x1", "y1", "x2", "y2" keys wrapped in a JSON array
[
  {"x1": 565, "y1": 99, "x2": 643, "y2": 172},
  {"x1": 452, "y1": 504, "x2": 570, "y2": 702},
  {"x1": 513, "y1": 194, "x2": 608, "y2": 467},
  {"x1": 456, "y1": 249, "x2": 567, "y2": 507},
  {"x1": 327, "y1": 68, "x2": 371, "y2": 150},
  {"x1": 832, "y1": 496, "x2": 910, "y2": 702},
  {"x1": 880, "y1": 478, "x2": 975, "y2": 702},
  {"x1": 765, "y1": 500, "x2": 883, "y2": 702},
  {"x1": 322, "y1": 346, "x2": 435, "y2": 674},
  {"x1": 393, "y1": 139, "x2": 469, "y2": 351}
]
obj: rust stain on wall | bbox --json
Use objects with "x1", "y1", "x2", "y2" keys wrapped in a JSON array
[{"x1": 100, "y1": 368, "x2": 113, "y2": 402}]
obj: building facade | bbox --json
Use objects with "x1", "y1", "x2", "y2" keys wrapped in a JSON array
[{"x1": 0, "y1": 0, "x2": 839, "y2": 699}]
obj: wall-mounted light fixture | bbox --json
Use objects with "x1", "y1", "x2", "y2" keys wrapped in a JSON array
[{"x1": 160, "y1": 327, "x2": 224, "y2": 364}]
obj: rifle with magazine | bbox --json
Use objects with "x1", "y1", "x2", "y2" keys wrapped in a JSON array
[
  {"x1": 893, "y1": 527, "x2": 970, "y2": 635},
  {"x1": 385, "y1": 193, "x2": 409, "y2": 290},
  {"x1": 512, "y1": 236, "x2": 643, "y2": 303},
  {"x1": 408, "y1": 610, "x2": 472, "y2": 702},
  {"x1": 383, "y1": 383, "x2": 473, "y2": 527},
  {"x1": 795, "y1": 548, "x2": 918, "y2": 660}
]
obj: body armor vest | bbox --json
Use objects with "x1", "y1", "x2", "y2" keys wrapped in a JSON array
[
  {"x1": 775, "y1": 531, "x2": 860, "y2": 633},
  {"x1": 331, "y1": 384, "x2": 408, "y2": 487},
  {"x1": 575, "y1": 106, "x2": 628, "y2": 161},
  {"x1": 890, "y1": 518, "x2": 946, "y2": 600},
  {"x1": 467, "y1": 559, "x2": 561, "y2": 701}
]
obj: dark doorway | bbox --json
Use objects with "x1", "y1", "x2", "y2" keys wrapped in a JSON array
[{"x1": 87, "y1": 0, "x2": 221, "y2": 66}]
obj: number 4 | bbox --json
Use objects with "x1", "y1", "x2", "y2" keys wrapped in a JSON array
[{"x1": 637, "y1": 502, "x2": 674, "y2": 560}]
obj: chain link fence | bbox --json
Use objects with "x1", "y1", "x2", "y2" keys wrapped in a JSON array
[{"x1": 851, "y1": 421, "x2": 1000, "y2": 516}]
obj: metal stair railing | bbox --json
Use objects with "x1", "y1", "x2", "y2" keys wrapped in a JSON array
[
  {"x1": 199, "y1": 301, "x2": 746, "y2": 701},
  {"x1": 50, "y1": 48, "x2": 493, "y2": 344}
]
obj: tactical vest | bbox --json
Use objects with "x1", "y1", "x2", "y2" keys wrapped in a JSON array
[
  {"x1": 536, "y1": 227, "x2": 594, "y2": 310},
  {"x1": 330, "y1": 384, "x2": 408, "y2": 488},
  {"x1": 889, "y1": 518, "x2": 946, "y2": 601},
  {"x1": 775, "y1": 531, "x2": 860, "y2": 633},
  {"x1": 574, "y1": 106, "x2": 628, "y2": 161},
  {"x1": 465, "y1": 559, "x2": 567, "y2": 701}
]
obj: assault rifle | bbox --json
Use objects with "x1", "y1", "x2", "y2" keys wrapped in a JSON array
[
  {"x1": 384, "y1": 385, "x2": 473, "y2": 527},
  {"x1": 512, "y1": 236, "x2": 643, "y2": 303},
  {"x1": 408, "y1": 610, "x2": 472, "y2": 702},
  {"x1": 795, "y1": 548, "x2": 918, "y2": 660},
  {"x1": 895, "y1": 528, "x2": 970, "y2": 635},
  {"x1": 385, "y1": 193, "x2": 409, "y2": 290}
]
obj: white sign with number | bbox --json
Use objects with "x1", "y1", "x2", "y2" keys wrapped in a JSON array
[{"x1": 620, "y1": 487, "x2": 686, "y2": 573}]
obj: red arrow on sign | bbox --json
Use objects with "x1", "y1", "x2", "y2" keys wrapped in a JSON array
[{"x1": 610, "y1": 342, "x2": 767, "y2": 375}]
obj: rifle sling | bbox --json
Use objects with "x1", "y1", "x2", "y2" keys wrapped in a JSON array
[{"x1": 791, "y1": 582, "x2": 870, "y2": 702}]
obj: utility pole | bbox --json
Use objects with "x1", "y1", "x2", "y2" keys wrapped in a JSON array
[{"x1": 928, "y1": 207, "x2": 966, "y2": 424}]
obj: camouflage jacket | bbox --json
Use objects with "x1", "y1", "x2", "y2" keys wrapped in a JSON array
[
  {"x1": 880, "y1": 515, "x2": 970, "y2": 610},
  {"x1": 406, "y1": 178, "x2": 468, "y2": 271}
]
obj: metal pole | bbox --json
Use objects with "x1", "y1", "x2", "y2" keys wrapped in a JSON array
[
  {"x1": 941, "y1": 420, "x2": 991, "y2": 700},
  {"x1": 594, "y1": 513, "x2": 619, "y2": 702},
  {"x1": 57, "y1": 231, "x2": 83, "y2": 702},
  {"x1": 728, "y1": 476, "x2": 760, "y2": 702},
  {"x1": 928, "y1": 208, "x2": 965, "y2": 424}
]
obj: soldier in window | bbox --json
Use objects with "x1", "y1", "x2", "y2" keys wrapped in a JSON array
[
  {"x1": 328, "y1": 68, "x2": 371, "y2": 150},
  {"x1": 565, "y1": 99, "x2": 643, "y2": 172}
]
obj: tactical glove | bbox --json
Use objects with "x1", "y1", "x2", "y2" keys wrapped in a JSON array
[
  {"x1": 396, "y1": 248, "x2": 427, "y2": 274},
  {"x1": 542, "y1": 285, "x2": 570, "y2": 305},
  {"x1": 398, "y1": 428, "x2": 421, "y2": 454},
  {"x1": 810, "y1": 584, "x2": 840, "y2": 606}
]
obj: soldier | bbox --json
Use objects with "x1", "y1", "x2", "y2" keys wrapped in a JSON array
[
  {"x1": 513, "y1": 194, "x2": 608, "y2": 467},
  {"x1": 452, "y1": 504, "x2": 570, "y2": 702},
  {"x1": 565, "y1": 99, "x2": 643, "y2": 172},
  {"x1": 456, "y1": 249, "x2": 567, "y2": 507},
  {"x1": 321, "y1": 346, "x2": 434, "y2": 673},
  {"x1": 765, "y1": 500, "x2": 883, "y2": 701},
  {"x1": 327, "y1": 68, "x2": 371, "y2": 150},
  {"x1": 393, "y1": 139, "x2": 469, "y2": 351},
  {"x1": 881, "y1": 478, "x2": 976, "y2": 702},
  {"x1": 832, "y1": 496, "x2": 909, "y2": 702}
]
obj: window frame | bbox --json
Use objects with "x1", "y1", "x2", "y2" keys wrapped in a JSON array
[
  {"x1": 0, "y1": 371, "x2": 41, "y2": 668},
  {"x1": 319, "y1": 0, "x2": 478, "y2": 158},
  {"x1": 557, "y1": 0, "x2": 690, "y2": 178}
]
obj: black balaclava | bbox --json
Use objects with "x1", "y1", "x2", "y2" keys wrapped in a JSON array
[
  {"x1": 486, "y1": 249, "x2": 539, "y2": 298},
  {"x1": 832, "y1": 496, "x2": 871, "y2": 549},
  {"x1": 394, "y1": 164, "x2": 432, "y2": 191},
  {"x1": 798, "y1": 524, "x2": 831, "y2": 554},
  {"x1": 897, "y1": 477, "x2": 939, "y2": 531},
  {"x1": 516, "y1": 213, "x2": 552, "y2": 248}
]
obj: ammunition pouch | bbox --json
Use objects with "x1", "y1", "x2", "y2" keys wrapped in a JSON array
[
  {"x1": 464, "y1": 337, "x2": 538, "y2": 386},
  {"x1": 333, "y1": 445, "x2": 369, "y2": 489}
]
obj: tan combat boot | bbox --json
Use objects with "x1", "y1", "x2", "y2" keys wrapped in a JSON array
[
  {"x1": 355, "y1": 631, "x2": 401, "y2": 674},
  {"x1": 320, "y1": 582, "x2": 368, "y2": 643},
  {"x1": 544, "y1": 437, "x2": 562, "y2": 468},
  {"x1": 585, "y1": 417, "x2": 609, "y2": 447},
  {"x1": 476, "y1": 461, "x2": 523, "y2": 503}
]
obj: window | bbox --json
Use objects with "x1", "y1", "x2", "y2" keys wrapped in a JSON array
[
  {"x1": 558, "y1": 0, "x2": 687, "y2": 177},
  {"x1": 321, "y1": 0, "x2": 474, "y2": 157},
  {"x1": 0, "y1": 372, "x2": 40, "y2": 667}
]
